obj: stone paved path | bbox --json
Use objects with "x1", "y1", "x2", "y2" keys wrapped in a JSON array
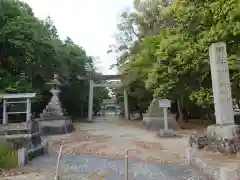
[{"x1": 15, "y1": 153, "x2": 210, "y2": 180}]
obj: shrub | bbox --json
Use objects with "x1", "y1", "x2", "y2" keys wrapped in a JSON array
[{"x1": 0, "y1": 141, "x2": 18, "y2": 169}]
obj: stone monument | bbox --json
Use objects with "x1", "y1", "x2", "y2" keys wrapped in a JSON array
[
  {"x1": 142, "y1": 99, "x2": 176, "y2": 132},
  {"x1": 188, "y1": 42, "x2": 240, "y2": 180},
  {"x1": 36, "y1": 74, "x2": 73, "y2": 134},
  {"x1": 206, "y1": 42, "x2": 240, "y2": 153},
  {"x1": 189, "y1": 42, "x2": 240, "y2": 154}
]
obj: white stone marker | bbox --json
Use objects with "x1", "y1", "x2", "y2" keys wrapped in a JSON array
[
  {"x1": 209, "y1": 42, "x2": 234, "y2": 125},
  {"x1": 158, "y1": 99, "x2": 173, "y2": 136}
]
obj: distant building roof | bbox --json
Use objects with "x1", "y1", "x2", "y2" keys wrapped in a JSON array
[
  {"x1": 0, "y1": 93, "x2": 36, "y2": 99},
  {"x1": 86, "y1": 71, "x2": 122, "y2": 80},
  {"x1": 102, "y1": 99, "x2": 117, "y2": 104}
]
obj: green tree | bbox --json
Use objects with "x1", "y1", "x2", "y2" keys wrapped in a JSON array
[
  {"x1": 0, "y1": 0, "x2": 109, "y2": 119},
  {"x1": 112, "y1": 0, "x2": 240, "y2": 123}
]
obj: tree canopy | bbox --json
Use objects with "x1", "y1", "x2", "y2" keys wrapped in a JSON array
[
  {"x1": 0, "y1": 0, "x2": 109, "y2": 119},
  {"x1": 111, "y1": 0, "x2": 240, "y2": 121}
]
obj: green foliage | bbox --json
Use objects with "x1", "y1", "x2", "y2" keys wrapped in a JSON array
[
  {"x1": 190, "y1": 88, "x2": 213, "y2": 109},
  {"x1": 111, "y1": 0, "x2": 240, "y2": 119},
  {"x1": 0, "y1": 141, "x2": 18, "y2": 169},
  {"x1": 0, "y1": 0, "x2": 108, "y2": 118}
]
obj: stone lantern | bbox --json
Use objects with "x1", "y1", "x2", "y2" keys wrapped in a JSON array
[{"x1": 36, "y1": 74, "x2": 73, "y2": 134}]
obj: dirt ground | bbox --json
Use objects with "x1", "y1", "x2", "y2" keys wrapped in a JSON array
[
  {"x1": 49, "y1": 119, "x2": 186, "y2": 164},
  {"x1": 0, "y1": 116, "x2": 212, "y2": 179}
]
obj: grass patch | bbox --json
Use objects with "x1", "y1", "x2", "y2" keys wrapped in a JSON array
[{"x1": 0, "y1": 141, "x2": 18, "y2": 169}]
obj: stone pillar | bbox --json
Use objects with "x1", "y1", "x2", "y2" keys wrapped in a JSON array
[
  {"x1": 88, "y1": 79, "x2": 94, "y2": 121},
  {"x1": 26, "y1": 98, "x2": 31, "y2": 122},
  {"x1": 209, "y1": 42, "x2": 234, "y2": 125},
  {"x1": 3, "y1": 99, "x2": 7, "y2": 124},
  {"x1": 124, "y1": 89, "x2": 129, "y2": 120},
  {"x1": 207, "y1": 42, "x2": 240, "y2": 153}
]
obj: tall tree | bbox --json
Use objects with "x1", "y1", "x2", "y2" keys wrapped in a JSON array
[
  {"x1": 0, "y1": 0, "x2": 109, "y2": 119},
  {"x1": 112, "y1": 0, "x2": 240, "y2": 122}
]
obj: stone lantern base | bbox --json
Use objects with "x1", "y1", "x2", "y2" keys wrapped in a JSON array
[{"x1": 36, "y1": 116, "x2": 73, "y2": 135}]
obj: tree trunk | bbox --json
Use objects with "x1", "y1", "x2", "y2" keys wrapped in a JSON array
[
  {"x1": 177, "y1": 97, "x2": 185, "y2": 129},
  {"x1": 205, "y1": 112, "x2": 209, "y2": 124},
  {"x1": 185, "y1": 109, "x2": 189, "y2": 122},
  {"x1": 210, "y1": 109, "x2": 215, "y2": 124},
  {"x1": 177, "y1": 98, "x2": 183, "y2": 121},
  {"x1": 128, "y1": 110, "x2": 131, "y2": 120}
]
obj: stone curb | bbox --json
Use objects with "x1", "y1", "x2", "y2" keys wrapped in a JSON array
[{"x1": 185, "y1": 147, "x2": 240, "y2": 180}]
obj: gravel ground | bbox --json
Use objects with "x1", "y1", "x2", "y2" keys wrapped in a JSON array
[{"x1": 1, "y1": 116, "x2": 210, "y2": 179}]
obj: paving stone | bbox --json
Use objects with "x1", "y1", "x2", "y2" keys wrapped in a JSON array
[{"x1": 25, "y1": 154, "x2": 211, "y2": 180}]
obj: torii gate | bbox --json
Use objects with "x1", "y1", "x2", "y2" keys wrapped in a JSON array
[{"x1": 87, "y1": 74, "x2": 129, "y2": 121}]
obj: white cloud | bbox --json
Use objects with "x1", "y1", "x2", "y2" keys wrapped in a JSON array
[{"x1": 21, "y1": 0, "x2": 133, "y2": 75}]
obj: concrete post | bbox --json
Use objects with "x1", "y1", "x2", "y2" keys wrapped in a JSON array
[
  {"x1": 55, "y1": 145, "x2": 63, "y2": 180},
  {"x1": 88, "y1": 79, "x2": 94, "y2": 121},
  {"x1": 163, "y1": 107, "x2": 168, "y2": 130},
  {"x1": 124, "y1": 89, "x2": 129, "y2": 120},
  {"x1": 18, "y1": 148, "x2": 27, "y2": 166},
  {"x1": 124, "y1": 149, "x2": 129, "y2": 180},
  {"x1": 3, "y1": 99, "x2": 7, "y2": 124}
]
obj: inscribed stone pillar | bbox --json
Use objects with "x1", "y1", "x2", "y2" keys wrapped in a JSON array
[
  {"x1": 206, "y1": 42, "x2": 240, "y2": 154},
  {"x1": 209, "y1": 42, "x2": 234, "y2": 125}
]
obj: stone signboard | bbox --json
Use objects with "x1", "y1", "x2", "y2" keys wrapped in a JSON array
[{"x1": 158, "y1": 99, "x2": 171, "y2": 108}]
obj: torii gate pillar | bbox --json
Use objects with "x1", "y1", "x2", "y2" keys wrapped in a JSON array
[
  {"x1": 88, "y1": 79, "x2": 94, "y2": 121},
  {"x1": 87, "y1": 79, "x2": 129, "y2": 121},
  {"x1": 124, "y1": 89, "x2": 129, "y2": 120}
]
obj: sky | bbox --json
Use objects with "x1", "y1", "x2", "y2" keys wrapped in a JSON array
[{"x1": 21, "y1": 0, "x2": 133, "y2": 75}]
